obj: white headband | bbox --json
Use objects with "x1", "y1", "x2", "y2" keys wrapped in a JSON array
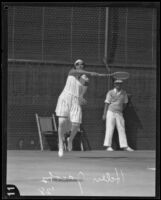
[{"x1": 74, "y1": 59, "x2": 84, "y2": 66}]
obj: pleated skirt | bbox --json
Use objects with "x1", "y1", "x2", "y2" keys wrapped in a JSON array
[{"x1": 55, "y1": 91, "x2": 82, "y2": 124}]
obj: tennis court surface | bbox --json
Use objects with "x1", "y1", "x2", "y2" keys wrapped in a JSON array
[{"x1": 7, "y1": 150, "x2": 155, "y2": 196}]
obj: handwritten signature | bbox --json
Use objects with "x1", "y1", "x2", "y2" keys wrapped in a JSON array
[
  {"x1": 38, "y1": 186, "x2": 55, "y2": 195},
  {"x1": 38, "y1": 168, "x2": 125, "y2": 195}
]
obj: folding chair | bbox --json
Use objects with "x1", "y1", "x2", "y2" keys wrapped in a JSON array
[
  {"x1": 79, "y1": 125, "x2": 91, "y2": 151},
  {"x1": 35, "y1": 113, "x2": 58, "y2": 151}
]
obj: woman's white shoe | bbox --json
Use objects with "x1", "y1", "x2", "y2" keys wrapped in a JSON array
[{"x1": 58, "y1": 149, "x2": 63, "y2": 157}]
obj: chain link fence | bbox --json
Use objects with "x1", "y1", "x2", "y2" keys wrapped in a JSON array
[{"x1": 7, "y1": 6, "x2": 157, "y2": 150}]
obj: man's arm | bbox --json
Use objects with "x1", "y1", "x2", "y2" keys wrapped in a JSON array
[
  {"x1": 123, "y1": 91, "x2": 129, "y2": 111},
  {"x1": 102, "y1": 103, "x2": 109, "y2": 120},
  {"x1": 123, "y1": 103, "x2": 127, "y2": 111}
]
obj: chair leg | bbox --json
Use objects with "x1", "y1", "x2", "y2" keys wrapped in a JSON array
[
  {"x1": 63, "y1": 141, "x2": 66, "y2": 151},
  {"x1": 35, "y1": 114, "x2": 44, "y2": 151},
  {"x1": 80, "y1": 142, "x2": 84, "y2": 151}
]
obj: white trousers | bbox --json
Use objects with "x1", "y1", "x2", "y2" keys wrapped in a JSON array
[{"x1": 104, "y1": 110, "x2": 128, "y2": 148}]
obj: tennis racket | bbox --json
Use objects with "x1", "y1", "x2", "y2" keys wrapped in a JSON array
[
  {"x1": 107, "y1": 71, "x2": 130, "y2": 80},
  {"x1": 99, "y1": 71, "x2": 130, "y2": 80}
]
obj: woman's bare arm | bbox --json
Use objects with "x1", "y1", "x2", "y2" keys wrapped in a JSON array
[{"x1": 69, "y1": 69, "x2": 106, "y2": 77}]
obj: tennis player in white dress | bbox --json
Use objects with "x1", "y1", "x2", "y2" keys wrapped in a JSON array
[{"x1": 55, "y1": 59, "x2": 106, "y2": 157}]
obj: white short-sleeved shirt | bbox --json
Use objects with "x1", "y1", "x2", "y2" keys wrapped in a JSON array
[{"x1": 105, "y1": 88, "x2": 128, "y2": 113}]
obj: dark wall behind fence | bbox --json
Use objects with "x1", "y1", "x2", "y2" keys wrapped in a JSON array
[{"x1": 7, "y1": 6, "x2": 156, "y2": 150}]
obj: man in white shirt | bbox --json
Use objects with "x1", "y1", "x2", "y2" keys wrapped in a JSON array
[{"x1": 102, "y1": 79, "x2": 134, "y2": 151}]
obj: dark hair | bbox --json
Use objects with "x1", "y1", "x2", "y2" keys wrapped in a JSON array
[
  {"x1": 73, "y1": 62, "x2": 85, "y2": 69},
  {"x1": 73, "y1": 65, "x2": 76, "y2": 69}
]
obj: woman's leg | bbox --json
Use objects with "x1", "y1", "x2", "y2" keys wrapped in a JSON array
[
  {"x1": 69, "y1": 102, "x2": 82, "y2": 151},
  {"x1": 58, "y1": 117, "x2": 68, "y2": 157},
  {"x1": 68, "y1": 123, "x2": 80, "y2": 151}
]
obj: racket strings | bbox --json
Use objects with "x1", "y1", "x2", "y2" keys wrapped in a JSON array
[{"x1": 112, "y1": 72, "x2": 130, "y2": 80}]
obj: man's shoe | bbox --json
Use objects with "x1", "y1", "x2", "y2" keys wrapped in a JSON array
[
  {"x1": 124, "y1": 147, "x2": 134, "y2": 152},
  {"x1": 106, "y1": 147, "x2": 114, "y2": 151}
]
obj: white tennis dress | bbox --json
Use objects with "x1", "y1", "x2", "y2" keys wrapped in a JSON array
[{"x1": 55, "y1": 69, "x2": 88, "y2": 124}]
